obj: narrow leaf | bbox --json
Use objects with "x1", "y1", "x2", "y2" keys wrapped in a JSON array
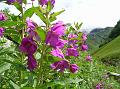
[
  {"x1": 50, "y1": 10, "x2": 65, "y2": 22},
  {"x1": 23, "y1": 7, "x2": 35, "y2": 19},
  {"x1": 36, "y1": 27, "x2": 46, "y2": 41},
  {"x1": 0, "y1": 21, "x2": 22, "y2": 27},
  {"x1": 9, "y1": 80, "x2": 20, "y2": 89}
]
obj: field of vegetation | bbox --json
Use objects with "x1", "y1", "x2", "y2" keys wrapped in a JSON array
[{"x1": 0, "y1": 0, "x2": 120, "y2": 89}]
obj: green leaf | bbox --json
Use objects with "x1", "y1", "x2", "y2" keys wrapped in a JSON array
[
  {"x1": 36, "y1": 27, "x2": 46, "y2": 41},
  {"x1": 0, "y1": 21, "x2": 22, "y2": 27},
  {"x1": 23, "y1": 0, "x2": 27, "y2": 4},
  {"x1": 23, "y1": 7, "x2": 35, "y2": 19},
  {"x1": 5, "y1": 29, "x2": 18, "y2": 35},
  {"x1": 0, "y1": 63, "x2": 11, "y2": 74},
  {"x1": 9, "y1": 80, "x2": 20, "y2": 89},
  {"x1": 34, "y1": 7, "x2": 47, "y2": 24},
  {"x1": 21, "y1": 87, "x2": 33, "y2": 89},
  {"x1": 35, "y1": 52, "x2": 41, "y2": 60},
  {"x1": 50, "y1": 10, "x2": 65, "y2": 22},
  {"x1": 13, "y1": 2, "x2": 22, "y2": 12},
  {"x1": 47, "y1": 1, "x2": 53, "y2": 12},
  {"x1": 65, "y1": 78, "x2": 83, "y2": 84},
  {"x1": 48, "y1": 56, "x2": 62, "y2": 63}
]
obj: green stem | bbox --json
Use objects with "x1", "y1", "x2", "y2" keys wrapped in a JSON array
[
  {"x1": 19, "y1": 4, "x2": 25, "y2": 86},
  {"x1": 36, "y1": 10, "x2": 50, "y2": 87},
  {"x1": 21, "y1": 4, "x2": 25, "y2": 39},
  {"x1": 36, "y1": 43, "x2": 46, "y2": 87}
]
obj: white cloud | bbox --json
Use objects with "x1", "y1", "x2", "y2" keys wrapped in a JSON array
[{"x1": 0, "y1": 0, "x2": 120, "y2": 31}]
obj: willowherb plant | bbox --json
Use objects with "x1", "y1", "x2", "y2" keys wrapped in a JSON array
[{"x1": 0, "y1": 0, "x2": 92, "y2": 88}]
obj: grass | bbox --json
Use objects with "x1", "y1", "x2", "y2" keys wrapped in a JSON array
[
  {"x1": 77, "y1": 58, "x2": 120, "y2": 89},
  {"x1": 93, "y1": 36, "x2": 120, "y2": 58}
]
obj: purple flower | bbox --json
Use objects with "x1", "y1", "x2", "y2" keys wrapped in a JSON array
[
  {"x1": 39, "y1": 0, "x2": 48, "y2": 6},
  {"x1": 27, "y1": 54, "x2": 37, "y2": 71},
  {"x1": 68, "y1": 33, "x2": 77, "y2": 39},
  {"x1": 68, "y1": 33, "x2": 78, "y2": 47},
  {"x1": 39, "y1": 0, "x2": 55, "y2": 6},
  {"x1": 7, "y1": 0, "x2": 22, "y2": 4},
  {"x1": 17, "y1": 0, "x2": 22, "y2": 3},
  {"x1": 46, "y1": 31, "x2": 67, "y2": 48},
  {"x1": 50, "y1": 60, "x2": 69, "y2": 72},
  {"x1": 68, "y1": 40, "x2": 78, "y2": 47},
  {"x1": 69, "y1": 64, "x2": 79, "y2": 73},
  {"x1": 26, "y1": 18, "x2": 40, "y2": 41},
  {"x1": 86, "y1": 55, "x2": 92, "y2": 62},
  {"x1": 66, "y1": 48, "x2": 79, "y2": 57},
  {"x1": 56, "y1": 39, "x2": 67, "y2": 48},
  {"x1": 7, "y1": 0, "x2": 15, "y2": 4},
  {"x1": 81, "y1": 44, "x2": 88, "y2": 51},
  {"x1": 96, "y1": 83, "x2": 104, "y2": 89},
  {"x1": 51, "y1": 48, "x2": 64, "y2": 59},
  {"x1": 82, "y1": 33, "x2": 87, "y2": 41},
  {"x1": 0, "y1": 27, "x2": 4, "y2": 37},
  {"x1": 51, "y1": 21, "x2": 66, "y2": 36},
  {"x1": 46, "y1": 31, "x2": 59, "y2": 48},
  {"x1": 19, "y1": 37, "x2": 37, "y2": 54},
  {"x1": 29, "y1": 31, "x2": 40, "y2": 41},
  {"x1": 0, "y1": 12, "x2": 7, "y2": 21},
  {"x1": 26, "y1": 17, "x2": 36, "y2": 32},
  {"x1": 50, "y1": 0, "x2": 55, "y2": 6}
]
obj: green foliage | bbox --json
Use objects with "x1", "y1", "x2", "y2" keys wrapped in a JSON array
[
  {"x1": 87, "y1": 27, "x2": 113, "y2": 53},
  {"x1": 0, "y1": 21, "x2": 23, "y2": 27},
  {"x1": 93, "y1": 36, "x2": 120, "y2": 66},
  {"x1": 23, "y1": 7, "x2": 35, "y2": 20},
  {"x1": 109, "y1": 20, "x2": 120, "y2": 40},
  {"x1": 0, "y1": 0, "x2": 120, "y2": 89},
  {"x1": 36, "y1": 27, "x2": 46, "y2": 41},
  {"x1": 49, "y1": 10, "x2": 65, "y2": 22}
]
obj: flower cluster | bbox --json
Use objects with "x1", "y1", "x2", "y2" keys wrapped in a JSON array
[
  {"x1": 81, "y1": 33, "x2": 88, "y2": 51},
  {"x1": 19, "y1": 18, "x2": 38, "y2": 71},
  {"x1": 0, "y1": 12, "x2": 7, "y2": 37},
  {"x1": 46, "y1": 22, "x2": 81, "y2": 73},
  {"x1": 81, "y1": 33, "x2": 92, "y2": 62},
  {"x1": 51, "y1": 60, "x2": 79, "y2": 73},
  {"x1": 15, "y1": 0, "x2": 92, "y2": 73}
]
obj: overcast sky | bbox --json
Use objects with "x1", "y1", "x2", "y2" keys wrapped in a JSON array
[{"x1": 0, "y1": 0, "x2": 120, "y2": 31}]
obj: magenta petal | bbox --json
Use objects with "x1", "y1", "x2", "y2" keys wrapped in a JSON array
[
  {"x1": 81, "y1": 44, "x2": 88, "y2": 51},
  {"x1": 39, "y1": 0, "x2": 48, "y2": 6},
  {"x1": 86, "y1": 55, "x2": 92, "y2": 62},
  {"x1": 51, "y1": 60, "x2": 69, "y2": 72},
  {"x1": 96, "y1": 83, "x2": 102, "y2": 89},
  {"x1": 26, "y1": 17, "x2": 36, "y2": 32},
  {"x1": 39, "y1": 0, "x2": 55, "y2": 6},
  {"x1": 68, "y1": 33, "x2": 77, "y2": 39},
  {"x1": 66, "y1": 48, "x2": 79, "y2": 57},
  {"x1": 51, "y1": 21, "x2": 65, "y2": 36},
  {"x1": 51, "y1": 48, "x2": 65, "y2": 59},
  {"x1": 7, "y1": 0, "x2": 15, "y2": 4},
  {"x1": 7, "y1": 0, "x2": 22, "y2": 4},
  {"x1": 19, "y1": 37, "x2": 37, "y2": 54},
  {"x1": 82, "y1": 33, "x2": 87, "y2": 41},
  {"x1": 27, "y1": 54, "x2": 37, "y2": 71},
  {"x1": 56, "y1": 39, "x2": 67, "y2": 48},
  {"x1": 70, "y1": 64, "x2": 79, "y2": 73},
  {"x1": 46, "y1": 31, "x2": 59, "y2": 48},
  {"x1": 0, "y1": 27, "x2": 4, "y2": 37},
  {"x1": 0, "y1": 12, "x2": 7, "y2": 21}
]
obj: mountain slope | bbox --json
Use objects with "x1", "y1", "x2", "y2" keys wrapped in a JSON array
[
  {"x1": 93, "y1": 36, "x2": 120, "y2": 66},
  {"x1": 87, "y1": 27, "x2": 113, "y2": 53}
]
